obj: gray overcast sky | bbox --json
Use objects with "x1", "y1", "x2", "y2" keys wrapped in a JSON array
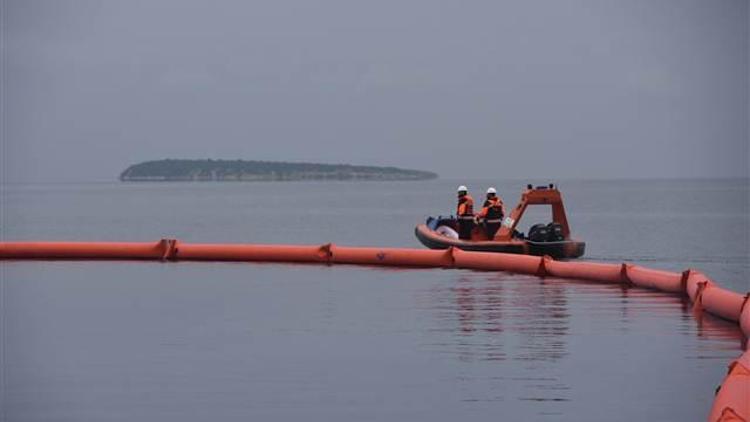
[{"x1": 2, "y1": 0, "x2": 748, "y2": 182}]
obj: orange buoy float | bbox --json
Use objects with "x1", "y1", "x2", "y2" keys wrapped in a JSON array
[
  {"x1": 0, "y1": 239, "x2": 747, "y2": 421},
  {"x1": 710, "y1": 350, "x2": 750, "y2": 422}
]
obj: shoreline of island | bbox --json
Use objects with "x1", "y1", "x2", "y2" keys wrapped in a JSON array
[{"x1": 120, "y1": 159, "x2": 438, "y2": 182}]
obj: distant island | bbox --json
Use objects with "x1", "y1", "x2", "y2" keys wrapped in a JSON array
[{"x1": 120, "y1": 159, "x2": 438, "y2": 182}]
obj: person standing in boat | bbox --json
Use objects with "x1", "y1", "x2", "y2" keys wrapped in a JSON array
[
  {"x1": 456, "y1": 185, "x2": 475, "y2": 240},
  {"x1": 475, "y1": 187, "x2": 505, "y2": 239}
]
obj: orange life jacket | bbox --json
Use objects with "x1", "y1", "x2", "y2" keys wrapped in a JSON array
[
  {"x1": 479, "y1": 197, "x2": 504, "y2": 222},
  {"x1": 457, "y1": 195, "x2": 474, "y2": 219}
]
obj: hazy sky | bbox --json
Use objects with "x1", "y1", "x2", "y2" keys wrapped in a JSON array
[{"x1": 2, "y1": 0, "x2": 748, "y2": 182}]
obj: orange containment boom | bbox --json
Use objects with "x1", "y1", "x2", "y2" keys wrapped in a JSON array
[{"x1": 1, "y1": 239, "x2": 748, "y2": 421}]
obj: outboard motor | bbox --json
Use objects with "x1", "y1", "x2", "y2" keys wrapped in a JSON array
[
  {"x1": 547, "y1": 222, "x2": 565, "y2": 241},
  {"x1": 528, "y1": 224, "x2": 550, "y2": 242}
]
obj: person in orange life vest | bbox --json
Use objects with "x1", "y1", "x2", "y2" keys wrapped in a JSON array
[
  {"x1": 475, "y1": 187, "x2": 505, "y2": 239},
  {"x1": 456, "y1": 185, "x2": 475, "y2": 240}
]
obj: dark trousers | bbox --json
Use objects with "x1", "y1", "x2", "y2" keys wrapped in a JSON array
[
  {"x1": 484, "y1": 222, "x2": 501, "y2": 239},
  {"x1": 458, "y1": 219, "x2": 475, "y2": 240}
]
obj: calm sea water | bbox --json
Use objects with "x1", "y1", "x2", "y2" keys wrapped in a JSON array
[{"x1": 1, "y1": 179, "x2": 748, "y2": 421}]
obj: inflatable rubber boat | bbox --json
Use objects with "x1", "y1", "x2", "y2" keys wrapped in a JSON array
[{"x1": 415, "y1": 184, "x2": 586, "y2": 259}]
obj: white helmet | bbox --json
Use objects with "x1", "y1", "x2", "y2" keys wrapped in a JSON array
[
  {"x1": 486, "y1": 187, "x2": 497, "y2": 194},
  {"x1": 457, "y1": 185, "x2": 468, "y2": 193}
]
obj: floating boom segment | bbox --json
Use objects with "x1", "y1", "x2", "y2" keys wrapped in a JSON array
[
  {"x1": 0, "y1": 241, "x2": 168, "y2": 260},
  {"x1": 709, "y1": 350, "x2": 750, "y2": 422}
]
